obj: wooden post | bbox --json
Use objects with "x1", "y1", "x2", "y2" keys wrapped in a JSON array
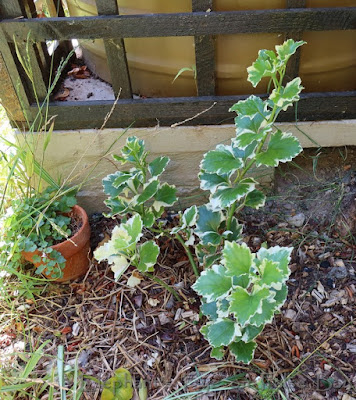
[
  {"x1": 285, "y1": 0, "x2": 306, "y2": 81},
  {"x1": 95, "y1": 0, "x2": 132, "y2": 99},
  {"x1": 192, "y1": 0, "x2": 215, "y2": 96}
]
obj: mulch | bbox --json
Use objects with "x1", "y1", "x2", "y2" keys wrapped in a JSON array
[{"x1": 1, "y1": 203, "x2": 355, "y2": 400}]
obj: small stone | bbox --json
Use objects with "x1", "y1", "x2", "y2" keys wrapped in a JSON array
[
  {"x1": 287, "y1": 212, "x2": 306, "y2": 227},
  {"x1": 158, "y1": 313, "x2": 171, "y2": 325},
  {"x1": 72, "y1": 322, "x2": 80, "y2": 336},
  {"x1": 284, "y1": 309, "x2": 297, "y2": 320},
  {"x1": 328, "y1": 266, "x2": 348, "y2": 280}
]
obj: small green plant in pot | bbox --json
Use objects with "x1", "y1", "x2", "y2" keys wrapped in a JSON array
[{"x1": 96, "y1": 39, "x2": 306, "y2": 363}]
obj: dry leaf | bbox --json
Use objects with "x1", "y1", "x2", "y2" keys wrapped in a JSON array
[{"x1": 54, "y1": 88, "x2": 70, "y2": 101}]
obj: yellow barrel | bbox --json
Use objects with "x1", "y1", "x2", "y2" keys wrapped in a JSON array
[{"x1": 66, "y1": 0, "x2": 356, "y2": 97}]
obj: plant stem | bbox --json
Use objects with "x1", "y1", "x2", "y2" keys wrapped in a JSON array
[
  {"x1": 175, "y1": 233, "x2": 200, "y2": 277},
  {"x1": 143, "y1": 272, "x2": 182, "y2": 301},
  {"x1": 226, "y1": 203, "x2": 237, "y2": 231}
]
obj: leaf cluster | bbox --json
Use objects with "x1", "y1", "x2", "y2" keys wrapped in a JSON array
[
  {"x1": 103, "y1": 136, "x2": 177, "y2": 228},
  {"x1": 193, "y1": 242, "x2": 292, "y2": 363},
  {"x1": 0, "y1": 187, "x2": 77, "y2": 279}
]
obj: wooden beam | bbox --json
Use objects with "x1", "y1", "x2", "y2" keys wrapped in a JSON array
[
  {"x1": 26, "y1": 92, "x2": 356, "y2": 130},
  {"x1": 2, "y1": 8, "x2": 355, "y2": 42},
  {"x1": 284, "y1": 0, "x2": 306, "y2": 82},
  {"x1": 95, "y1": 0, "x2": 132, "y2": 98},
  {"x1": 192, "y1": 0, "x2": 215, "y2": 96}
]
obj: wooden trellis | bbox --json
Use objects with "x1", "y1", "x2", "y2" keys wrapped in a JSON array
[{"x1": 0, "y1": 0, "x2": 355, "y2": 129}]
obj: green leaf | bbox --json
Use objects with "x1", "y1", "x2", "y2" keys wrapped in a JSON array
[
  {"x1": 103, "y1": 171, "x2": 128, "y2": 197},
  {"x1": 182, "y1": 205, "x2": 198, "y2": 227},
  {"x1": 122, "y1": 214, "x2": 143, "y2": 244},
  {"x1": 142, "y1": 210, "x2": 155, "y2": 228},
  {"x1": 207, "y1": 319, "x2": 241, "y2": 347},
  {"x1": 112, "y1": 171, "x2": 133, "y2": 189},
  {"x1": 120, "y1": 136, "x2": 146, "y2": 164},
  {"x1": 137, "y1": 241, "x2": 159, "y2": 273},
  {"x1": 201, "y1": 145, "x2": 243, "y2": 175},
  {"x1": 256, "y1": 246, "x2": 293, "y2": 277},
  {"x1": 210, "y1": 347, "x2": 225, "y2": 360},
  {"x1": 192, "y1": 265, "x2": 232, "y2": 303},
  {"x1": 234, "y1": 116, "x2": 271, "y2": 149},
  {"x1": 148, "y1": 156, "x2": 170, "y2": 177},
  {"x1": 223, "y1": 242, "x2": 254, "y2": 277},
  {"x1": 248, "y1": 296, "x2": 277, "y2": 326},
  {"x1": 152, "y1": 183, "x2": 177, "y2": 211},
  {"x1": 246, "y1": 49, "x2": 277, "y2": 88},
  {"x1": 201, "y1": 300, "x2": 218, "y2": 320},
  {"x1": 276, "y1": 39, "x2": 306, "y2": 63},
  {"x1": 229, "y1": 95, "x2": 270, "y2": 120},
  {"x1": 104, "y1": 197, "x2": 129, "y2": 215},
  {"x1": 135, "y1": 179, "x2": 159, "y2": 205},
  {"x1": 199, "y1": 171, "x2": 230, "y2": 193},
  {"x1": 241, "y1": 325, "x2": 264, "y2": 342},
  {"x1": 229, "y1": 340, "x2": 257, "y2": 364},
  {"x1": 210, "y1": 178, "x2": 256, "y2": 211},
  {"x1": 255, "y1": 130, "x2": 302, "y2": 167},
  {"x1": 229, "y1": 286, "x2": 270, "y2": 326},
  {"x1": 258, "y1": 259, "x2": 287, "y2": 290},
  {"x1": 245, "y1": 189, "x2": 266, "y2": 209},
  {"x1": 223, "y1": 218, "x2": 243, "y2": 243},
  {"x1": 269, "y1": 77, "x2": 304, "y2": 111},
  {"x1": 195, "y1": 205, "x2": 225, "y2": 245}
]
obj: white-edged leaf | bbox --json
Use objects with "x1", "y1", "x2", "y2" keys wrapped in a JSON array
[
  {"x1": 127, "y1": 274, "x2": 142, "y2": 288},
  {"x1": 210, "y1": 347, "x2": 225, "y2": 360},
  {"x1": 229, "y1": 286, "x2": 270, "y2": 327},
  {"x1": 182, "y1": 205, "x2": 198, "y2": 227},
  {"x1": 245, "y1": 189, "x2": 266, "y2": 209},
  {"x1": 110, "y1": 255, "x2": 130, "y2": 280},
  {"x1": 248, "y1": 295, "x2": 277, "y2": 326},
  {"x1": 192, "y1": 265, "x2": 232, "y2": 303},
  {"x1": 229, "y1": 340, "x2": 257, "y2": 364},
  {"x1": 137, "y1": 241, "x2": 159, "y2": 273},
  {"x1": 255, "y1": 130, "x2": 302, "y2": 167},
  {"x1": 122, "y1": 214, "x2": 143, "y2": 245},
  {"x1": 256, "y1": 245, "x2": 293, "y2": 277},
  {"x1": 207, "y1": 319, "x2": 241, "y2": 347},
  {"x1": 195, "y1": 205, "x2": 225, "y2": 245},
  {"x1": 223, "y1": 242, "x2": 254, "y2": 277},
  {"x1": 269, "y1": 77, "x2": 304, "y2": 111},
  {"x1": 152, "y1": 183, "x2": 177, "y2": 211},
  {"x1": 276, "y1": 39, "x2": 306, "y2": 63},
  {"x1": 148, "y1": 156, "x2": 170, "y2": 177},
  {"x1": 246, "y1": 49, "x2": 277, "y2": 88},
  {"x1": 201, "y1": 145, "x2": 243, "y2": 175},
  {"x1": 241, "y1": 325, "x2": 264, "y2": 342},
  {"x1": 229, "y1": 95, "x2": 270, "y2": 120},
  {"x1": 135, "y1": 179, "x2": 159, "y2": 205},
  {"x1": 258, "y1": 259, "x2": 287, "y2": 290},
  {"x1": 199, "y1": 171, "x2": 230, "y2": 193},
  {"x1": 210, "y1": 178, "x2": 256, "y2": 211}
]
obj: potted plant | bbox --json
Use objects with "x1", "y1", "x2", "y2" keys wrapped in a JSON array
[{"x1": 0, "y1": 185, "x2": 91, "y2": 282}]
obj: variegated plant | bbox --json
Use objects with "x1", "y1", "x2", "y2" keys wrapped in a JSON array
[
  {"x1": 102, "y1": 136, "x2": 177, "y2": 228},
  {"x1": 172, "y1": 39, "x2": 306, "y2": 362}
]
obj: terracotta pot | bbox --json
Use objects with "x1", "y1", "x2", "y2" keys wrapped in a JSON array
[{"x1": 22, "y1": 205, "x2": 91, "y2": 283}]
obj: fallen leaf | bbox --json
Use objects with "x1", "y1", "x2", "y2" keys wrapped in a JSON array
[
  {"x1": 148, "y1": 298, "x2": 160, "y2": 307},
  {"x1": 54, "y1": 88, "x2": 70, "y2": 101},
  {"x1": 101, "y1": 368, "x2": 133, "y2": 400},
  {"x1": 61, "y1": 326, "x2": 72, "y2": 335}
]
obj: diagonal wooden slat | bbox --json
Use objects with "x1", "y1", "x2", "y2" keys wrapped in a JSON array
[
  {"x1": 192, "y1": 0, "x2": 215, "y2": 96},
  {"x1": 0, "y1": 0, "x2": 48, "y2": 101},
  {"x1": 95, "y1": 0, "x2": 132, "y2": 98}
]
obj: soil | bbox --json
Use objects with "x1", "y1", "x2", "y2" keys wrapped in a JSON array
[{"x1": 1, "y1": 150, "x2": 356, "y2": 400}]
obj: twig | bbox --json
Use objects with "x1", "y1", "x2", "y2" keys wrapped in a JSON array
[{"x1": 170, "y1": 102, "x2": 217, "y2": 128}]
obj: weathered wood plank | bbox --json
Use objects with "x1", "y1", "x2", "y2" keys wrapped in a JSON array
[
  {"x1": 95, "y1": 0, "x2": 132, "y2": 98},
  {"x1": 192, "y1": 0, "x2": 215, "y2": 96},
  {"x1": 284, "y1": 0, "x2": 306, "y2": 81},
  {"x1": 26, "y1": 92, "x2": 356, "y2": 130},
  {"x1": 1, "y1": 0, "x2": 48, "y2": 101},
  {"x1": 2, "y1": 8, "x2": 355, "y2": 42}
]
